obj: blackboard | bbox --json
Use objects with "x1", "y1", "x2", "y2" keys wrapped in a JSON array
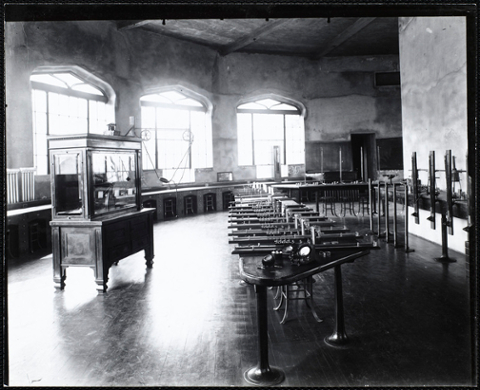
[
  {"x1": 306, "y1": 141, "x2": 352, "y2": 172},
  {"x1": 377, "y1": 137, "x2": 403, "y2": 170}
]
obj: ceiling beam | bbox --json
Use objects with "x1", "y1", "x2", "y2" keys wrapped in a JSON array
[
  {"x1": 117, "y1": 20, "x2": 154, "y2": 30},
  {"x1": 220, "y1": 19, "x2": 290, "y2": 56},
  {"x1": 313, "y1": 17, "x2": 377, "y2": 59}
]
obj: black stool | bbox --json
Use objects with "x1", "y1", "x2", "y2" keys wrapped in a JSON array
[
  {"x1": 357, "y1": 189, "x2": 370, "y2": 216},
  {"x1": 300, "y1": 190, "x2": 310, "y2": 202},
  {"x1": 340, "y1": 189, "x2": 357, "y2": 216},
  {"x1": 222, "y1": 191, "x2": 234, "y2": 210},
  {"x1": 204, "y1": 193, "x2": 216, "y2": 212},
  {"x1": 184, "y1": 195, "x2": 197, "y2": 215},
  {"x1": 164, "y1": 197, "x2": 177, "y2": 219},
  {"x1": 323, "y1": 190, "x2": 337, "y2": 216}
]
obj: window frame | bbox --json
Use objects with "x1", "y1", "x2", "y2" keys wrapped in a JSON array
[
  {"x1": 30, "y1": 68, "x2": 113, "y2": 175},
  {"x1": 140, "y1": 87, "x2": 213, "y2": 183},
  {"x1": 236, "y1": 96, "x2": 306, "y2": 177}
]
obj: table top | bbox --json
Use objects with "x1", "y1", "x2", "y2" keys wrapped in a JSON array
[{"x1": 239, "y1": 248, "x2": 370, "y2": 287}]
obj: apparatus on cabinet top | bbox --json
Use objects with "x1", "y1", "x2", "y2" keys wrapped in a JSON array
[{"x1": 48, "y1": 134, "x2": 143, "y2": 220}]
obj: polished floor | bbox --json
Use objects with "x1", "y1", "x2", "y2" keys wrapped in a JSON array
[{"x1": 6, "y1": 204, "x2": 475, "y2": 386}]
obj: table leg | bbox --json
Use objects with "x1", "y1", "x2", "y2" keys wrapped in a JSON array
[
  {"x1": 325, "y1": 265, "x2": 349, "y2": 347},
  {"x1": 244, "y1": 285, "x2": 285, "y2": 386}
]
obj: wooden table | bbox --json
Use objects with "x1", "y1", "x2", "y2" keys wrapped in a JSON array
[{"x1": 239, "y1": 248, "x2": 372, "y2": 386}]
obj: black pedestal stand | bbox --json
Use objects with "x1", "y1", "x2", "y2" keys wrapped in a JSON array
[{"x1": 434, "y1": 214, "x2": 456, "y2": 263}]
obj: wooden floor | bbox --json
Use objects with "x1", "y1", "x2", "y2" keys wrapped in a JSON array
[{"x1": 6, "y1": 204, "x2": 475, "y2": 386}]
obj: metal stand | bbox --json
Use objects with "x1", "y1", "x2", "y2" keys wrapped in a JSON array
[
  {"x1": 324, "y1": 265, "x2": 349, "y2": 347},
  {"x1": 383, "y1": 182, "x2": 392, "y2": 242},
  {"x1": 377, "y1": 183, "x2": 384, "y2": 237},
  {"x1": 368, "y1": 179, "x2": 373, "y2": 231},
  {"x1": 434, "y1": 214, "x2": 456, "y2": 263},
  {"x1": 244, "y1": 285, "x2": 285, "y2": 386},
  {"x1": 404, "y1": 183, "x2": 415, "y2": 253},
  {"x1": 392, "y1": 183, "x2": 400, "y2": 247}
]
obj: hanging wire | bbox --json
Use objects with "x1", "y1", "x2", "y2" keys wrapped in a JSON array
[
  {"x1": 169, "y1": 130, "x2": 195, "y2": 183},
  {"x1": 139, "y1": 128, "x2": 195, "y2": 185}
]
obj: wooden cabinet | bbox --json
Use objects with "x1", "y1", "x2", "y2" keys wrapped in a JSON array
[
  {"x1": 49, "y1": 134, "x2": 154, "y2": 294},
  {"x1": 51, "y1": 209, "x2": 154, "y2": 293}
]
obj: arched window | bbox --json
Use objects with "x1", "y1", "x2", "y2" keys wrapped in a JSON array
[
  {"x1": 140, "y1": 88, "x2": 213, "y2": 183},
  {"x1": 30, "y1": 67, "x2": 114, "y2": 175},
  {"x1": 237, "y1": 97, "x2": 305, "y2": 179}
]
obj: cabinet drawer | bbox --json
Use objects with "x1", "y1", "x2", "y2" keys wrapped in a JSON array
[
  {"x1": 105, "y1": 220, "x2": 130, "y2": 244},
  {"x1": 131, "y1": 235, "x2": 149, "y2": 252},
  {"x1": 109, "y1": 242, "x2": 132, "y2": 263},
  {"x1": 130, "y1": 219, "x2": 148, "y2": 238}
]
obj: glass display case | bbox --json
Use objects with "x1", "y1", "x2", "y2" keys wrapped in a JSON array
[
  {"x1": 48, "y1": 134, "x2": 154, "y2": 294},
  {"x1": 49, "y1": 134, "x2": 142, "y2": 220}
]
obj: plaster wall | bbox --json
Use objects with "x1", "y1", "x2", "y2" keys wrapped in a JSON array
[
  {"x1": 6, "y1": 20, "x2": 402, "y2": 197},
  {"x1": 399, "y1": 16, "x2": 468, "y2": 250}
]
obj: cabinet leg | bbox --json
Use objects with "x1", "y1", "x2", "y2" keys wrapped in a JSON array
[
  {"x1": 145, "y1": 249, "x2": 154, "y2": 268},
  {"x1": 53, "y1": 268, "x2": 66, "y2": 290},
  {"x1": 95, "y1": 266, "x2": 109, "y2": 294},
  {"x1": 95, "y1": 279, "x2": 108, "y2": 294}
]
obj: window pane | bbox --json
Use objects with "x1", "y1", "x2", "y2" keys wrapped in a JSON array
[
  {"x1": 31, "y1": 74, "x2": 67, "y2": 88},
  {"x1": 285, "y1": 115, "x2": 305, "y2": 165},
  {"x1": 237, "y1": 113, "x2": 253, "y2": 166},
  {"x1": 253, "y1": 114, "x2": 283, "y2": 140},
  {"x1": 89, "y1": 100, "x2": 107, "y2": 134},
  {"x1": 32, "y1": 72, "x2": 109, "y2": 174},
  {"x1": 157, "y1": 107, "x2": 189, "y2": 129},
  {"x1": 191, "y1": 110, "x2": 211, "y2": 168},
  {"x1": 253, "y1": 114, "x2": 284, "y2": 165},
  {"x1": 54, "y1": 72, "x2": 83, "y2": 88},
  {"x1": 255, "y1": 98, "x2": 280, "y2": 109},
  {"x1": 237, "y1": 102, "x2": 264, "y2": 110},
  {"x1": 73, "y1": 84, "x2": 104, "y2": 96},
  {"x1": 256, "y1": 165, "x2": 273, "y2": 179},
  {"x1": 160, "y1": 90, "x2": 186, "y2": 103},
  {"x1": 270, "y1": 103, "x2": 298, "y2": 111},
  {"x1": 162, "y1": 168, "x2": 195, "y2": 184},
  {"x1": 32, "y1": 89, "x2": 48, "y2": 175},
  {"x1": 141, "y1": 94, "x2": 170, "y2": 104},
  {"x1": 142, "y1": 136, "x2": 156, "y2": 170},
  {"x1": 140, "y1": 91, "x2": 212, "y2": 173},
  {"x1": 32, "y1": 89, "x2": 47, "y2": 113},
  {"x1": 157, "y1": 130, "x2": 190, "y2": 169},
  {"x1": 141, "y1": 106, "x2": 156, "y2": 129},
  {"x1": 176, "y1": 98, "x2": 203, "y2": 107}
]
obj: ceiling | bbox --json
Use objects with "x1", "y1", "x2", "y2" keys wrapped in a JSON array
[{"x1": 115, "y1": 17, "x2": 400, "y2": 58}]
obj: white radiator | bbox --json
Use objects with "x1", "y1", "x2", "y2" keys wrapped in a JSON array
[
  {"x1": 20, "y1": 167, "x2": 36, "y2": 202},
  {"x1": 6, "y1": 169, "x2": 20, "y2": 204}
]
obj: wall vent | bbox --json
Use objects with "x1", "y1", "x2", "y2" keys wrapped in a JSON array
[{"x1": 374, "y1": 71, "x2": 401, "y2": 87}]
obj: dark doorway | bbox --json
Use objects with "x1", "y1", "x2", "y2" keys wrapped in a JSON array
[{"x1": 351, "y1": 133, "x2": 377, "y2": 181}]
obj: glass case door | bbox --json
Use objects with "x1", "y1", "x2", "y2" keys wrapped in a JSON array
[
  {"x1": 91, "y1": 151, "x2": 138, "y2": 218},
  {"x1": 52, "y1": 152, "x2": 84, "y2": 217}
]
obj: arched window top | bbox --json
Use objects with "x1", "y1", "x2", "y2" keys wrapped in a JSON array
[
  {"x1": 30, "y1": 66, "x2": 114, "y2": 105},
  {"x1": 141, "y1": 91, "x2": 204, "y2": 108},
  {"x1": 238, "y1": 98, "x2": 298, "y2": 112},
  {"x1": 237, "y1": 94, "x2": 306, "y2": 116},
  {"x1": 30, "y1": 72, "x2": 105, "y2": 96}
]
